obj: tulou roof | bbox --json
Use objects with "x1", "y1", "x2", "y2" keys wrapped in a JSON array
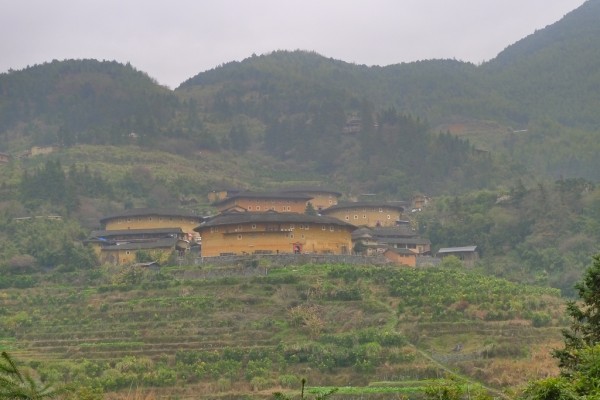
[
  {"x1": 384, "y1": 247, "x2": 417, "y2": 255},
  {"x1": 195, "y1": 211, "x2": 356, "y2": 231},
  {"x1": 100, "y1": 208, "x2": 202, "y2": 223},
  {"x1": 100, "y1": 237, "x2": 179, "y2": 251},
  {"x1": 321, "y1": 201, "x2": 407, "y2": 212},
  {"x1": 279, "y1": 186, "x2": 342, "y2": 197},
  {"x1": 89, "y1": 228, "x2": 184, "y2": 237},
  {"x1": 212, "y1": 191, "x2": 313, "y2": 206},
  {"x1": 438, "y1": 246, "x2": 477, "y2": 254}
]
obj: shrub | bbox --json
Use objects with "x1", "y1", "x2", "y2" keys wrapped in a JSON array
[
  {"x1": 245, "y1": 359, "x2": 272, "y2": 380},
  {"x1": 217, "y1": 377, "x2": 232, "y2": 392},
  {"x1": 278, "y1": 374, "x2": 299, "y2": 388},
  {"x1": 141, "y1": 366, "x2": 177, "y2": 387},
  {"x1": 250, "y1": 376, "x2": 271, "y2": 391},
  {"x1": 6, "y1": 254, "x2": 37, "y2": 272},
  {"x1": 531, "y1": 312, "x2": 552, "y2": 327}
]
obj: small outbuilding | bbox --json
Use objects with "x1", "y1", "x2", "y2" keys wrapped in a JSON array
[{"x1": 437, "y1": 246, "x2": 479, "y2": 267}]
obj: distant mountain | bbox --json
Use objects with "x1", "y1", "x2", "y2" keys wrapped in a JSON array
[
  {"x1": 0, "y1": 59, "x2": 179, "y2": 147},
  {"x1": 483, "y1": 0, "x2": 600, "y2": 128},
  {"x1": 177, "y1": 50, "x2": 487, "y2": 126},
  {"x1": 1, "y1": 0, "x2": 600, "y2": 192}
]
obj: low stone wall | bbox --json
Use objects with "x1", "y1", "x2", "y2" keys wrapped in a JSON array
[{"x1": 195, "y1": 253, "x2": 389, "y2": 267}]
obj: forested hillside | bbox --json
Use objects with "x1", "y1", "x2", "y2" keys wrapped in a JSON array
[
  {"x1": 0, "y1": 1, "x2": 598, "y2": 189},
  {"x1": 2, "y1": 3, "x2": 600, "y2": 398},
  {"x1": 0, "y1": 2, "x2": 599, "y2": 287},
  {"x1": 0, "y1": 262, "x2": 565, "y2": 398}
]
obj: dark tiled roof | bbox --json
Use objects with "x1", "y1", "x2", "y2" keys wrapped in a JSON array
[
  {"x1": 369, "y1": 227, "x2": 416, "y2": 237},
  {"x1": 385, "y1": 247, "x2": 417, "y2": 255},
  {"x1": 438, "y1": 246, "x2": 477, "y2": 254},
  {"x1": 89, "y1": 228, "x2": 184, "y2": 238},
  {"x1": 351, "y1": 226, "x2": 416, "y2": 238},
  {"x1": 212, "y1": 191, "x2": 313, "y2": 206},
  {"x1": 279, "y1": 186, "x2": 342, "y2": 197},
  {"x1": 195, "y1": 211, "x2": 355, "y2": 231},
  {"x1": 379, "y1": 237, "x2": 431, "y2": 245},
  {"x1": 321, "y1": 201, "x2": 406, "y2": 213},
  {"x1": 100, "y1": 208, "x2": 202, "y2": 223},
  {"x1": 101, "y1": 237, "x2": 179, "y2": 251}
]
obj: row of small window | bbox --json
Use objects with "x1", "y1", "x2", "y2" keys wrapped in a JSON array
[
  {"x1": 211, "y1": 224, "x2": 339, "y2": 233},
  {"x1": 236, "y1": 233, "x2": 308, "y2": 240},
  {"x1": 211, "y1": 224, "x2": 259, "y2": 233},
  {"x1": 247, "y1": 205, "x2": 293, "y2": 211},
  {"x1": 117, "y1": 217, "x2": 194, "y2": 223},
  {"x1": 345, "y1": 214, "x2": 392, "y2": 220}
]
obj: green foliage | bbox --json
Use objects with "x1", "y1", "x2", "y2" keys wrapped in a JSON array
[
  {"x1": 0, "y1": 59, "x2": 179, "y2": 146},
  {"x1": 554, "y1": 255, "x2": 600, "y2": 373},
  {"x1": 305, "y1": 202, "x2": 317, "y2": 216},
  {"x1": 0, "y1": 216, "x2": 97, "y2": 273},
  {"x1": 419, "y1": 182, "x2": 600, "y2": 296},
  {"x1": 521, "y1": 377, "x2": 578, "y2": 400},
  {"x1": 424, "y1": 380, "x2": 464, "y2": 400},
  {"x1": 20, "y1": 160, "x2": 78, "y2": 213},
  {"x1": 0, "y1": 262, "x2": 567, "y2": 397},
  {"x1": 0, "y1": 351, "x2": 66, "y2": 399}
]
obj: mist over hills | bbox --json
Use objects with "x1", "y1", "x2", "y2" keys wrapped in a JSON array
[{"x1": 1, "y1": 0, "x2": 599, "y2": 191}]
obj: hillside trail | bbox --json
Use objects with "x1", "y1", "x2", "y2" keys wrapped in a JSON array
[
  {"x1": 377, "y1": 296, "x2": 510, "y2": 400},
  {"x1": 406, "y1": 341, "x2": 511, "y2": 400}
]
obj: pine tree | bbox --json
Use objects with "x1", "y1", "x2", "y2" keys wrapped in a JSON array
[
  {"x1": 553, "y1": 254, "x2": 600, "y2": 375},
  {"x1": 0, "y1": 351, "x2": 65, "y2": 399}
]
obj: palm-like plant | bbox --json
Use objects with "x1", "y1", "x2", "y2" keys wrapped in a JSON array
[{"x1": 0, "y1": 351, "x2": 65, "y2": 399}]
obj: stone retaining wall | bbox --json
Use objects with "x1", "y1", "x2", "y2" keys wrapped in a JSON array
[{"x1": 195, "y1": 253, "x2": 390, "y2": 267}]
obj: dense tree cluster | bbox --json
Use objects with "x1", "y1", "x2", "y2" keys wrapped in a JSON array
[{"x1": 417, "y1": 179, "x2": 599, "y2": 295}]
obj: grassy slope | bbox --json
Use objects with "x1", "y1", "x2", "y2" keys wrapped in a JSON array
[{"x1": 0, "y1": 263, "x2": 564, "y2": 399}]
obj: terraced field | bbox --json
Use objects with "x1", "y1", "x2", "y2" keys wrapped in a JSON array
[{"x1": 0, "y1": 263, "x2": 565, "y2": 399}]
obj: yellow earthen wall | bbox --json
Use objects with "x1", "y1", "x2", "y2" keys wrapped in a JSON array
[
  {"x1": 99, "y1": 247, "x2": 173, "y2": 265},
  {"x1": 199, "y1": 221, "x2": 353, "y2": 257},
  {"x1": 385, "y1": 252, "x2": 416, "y2": 267},
  {"x1": 325, "y1": 207, "x2": 403, "y2": 227},
  {"x1": 103, "y1": 215, "x2": 202, "y2": 240},
  {"x1": 216, "y1": 198, "x2": 308, "y2": 213},
  {"x1": 305, "y1": 193, "x2": 339, "y2": 211}
]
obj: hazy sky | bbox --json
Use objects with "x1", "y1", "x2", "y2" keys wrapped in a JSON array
[{"x1": 0, "y1": 0, "x2": 587, "y2": 89}]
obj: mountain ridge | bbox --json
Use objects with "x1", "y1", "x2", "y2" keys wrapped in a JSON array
[{"x1": 1, "y1": 0, "x2": 599, "y2": 187}]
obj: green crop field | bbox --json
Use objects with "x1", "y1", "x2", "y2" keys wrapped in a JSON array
[{"x1": 0, "y1": 262, "x2": 565, "y2": 399}]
